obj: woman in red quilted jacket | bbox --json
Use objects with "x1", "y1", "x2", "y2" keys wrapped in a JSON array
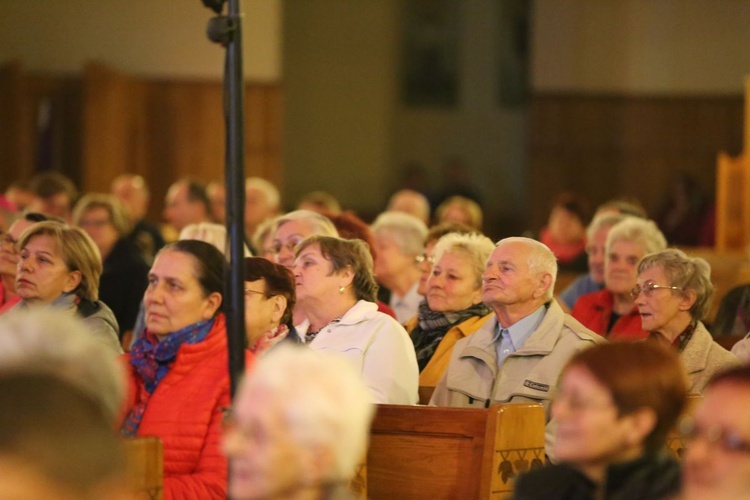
[{"x1": 121, "y1": 239, "x2": 251, "y2": 499}]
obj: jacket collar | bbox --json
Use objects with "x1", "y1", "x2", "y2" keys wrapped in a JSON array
[{"x1": 680, "y1": 321, "x2": 711, "y2": 374}]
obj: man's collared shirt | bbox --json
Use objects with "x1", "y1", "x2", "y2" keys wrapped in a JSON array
[
  {"x1": 491, "y1": 305, "x2": 547, "y2": 367},
  {"x1": 389, "y1": 281, "x2": 423, "y2": 324}
]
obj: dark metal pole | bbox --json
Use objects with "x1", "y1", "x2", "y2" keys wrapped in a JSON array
[{"x1": 224, "y1": 0, "x2": 247, "y2": 398}]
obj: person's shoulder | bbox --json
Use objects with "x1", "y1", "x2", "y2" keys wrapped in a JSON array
[
  {"x1": 561, "y1": 312, "x2": 604, "y2": 344},
  {"x1": 514, "y1": 464, "x2": 592, "y2": 500}
]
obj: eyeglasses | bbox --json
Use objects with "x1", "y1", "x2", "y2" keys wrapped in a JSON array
[
  {"x1": 244, "y1": 288, "x2": 272, "y2": 299},
  {"x1": 630, "y1": 281, "x2": 682, "y2": 299},
  {"x1": 679, "y1": 416, "x2": 750, "y2": 454},
  {"x1": 415, "y1": 254, "x2": 435, "y2": 265},
  {"x1": 552, "y1": 389, "x2": 616, "y2": 413},
  {"x1": 271, "y1": 240, "x2": 303, "y2": 255}
]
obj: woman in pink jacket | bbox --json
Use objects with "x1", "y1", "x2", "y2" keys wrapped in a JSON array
[{"x1": 121, "y1": 240, "x2": 252, "y2": 499}]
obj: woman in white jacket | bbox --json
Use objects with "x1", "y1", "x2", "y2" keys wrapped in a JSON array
[{"x1": 293, "y1": 235, "x2": 419, "y2": 404}]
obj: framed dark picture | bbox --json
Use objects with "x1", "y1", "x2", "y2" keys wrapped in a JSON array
[
  {"x1": 401, "y1": 0, "x2": 462, "y2": 107},
  {"x1": 497, "y1": 0, "x2": 531, "y2": 106}
]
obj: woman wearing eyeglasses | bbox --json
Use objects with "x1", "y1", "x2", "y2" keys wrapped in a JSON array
[
  {"x1": 514, "y1": 341, "x2": 687, "y2": 500},
  {"x1": 243, "y1": 256, "x2": 301, "y2": 355},
  {"x1": 633, "y1": 248, "x2": 739, "y2": 393}
]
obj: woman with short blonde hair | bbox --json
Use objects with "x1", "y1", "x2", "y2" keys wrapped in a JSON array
[{"x1": 14, "y1": 221, "x2": 121, "y2": 354}]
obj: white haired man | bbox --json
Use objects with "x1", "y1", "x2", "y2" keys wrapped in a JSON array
[
  {"x1": 430, "y1": 237, "x2": 604, "y2": 456},
  {"x1": 224, "y1": 345, "x2": 374, "y2": 500}
]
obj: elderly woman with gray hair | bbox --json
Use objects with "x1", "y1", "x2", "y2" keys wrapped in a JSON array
[
  {"x1": 634, "y1": 248, "x2": 739, "y2": 393},
  {"x1": 371, "y1": 211, "x2": 428, "y2": 323},
  {"x1": 293, "y1": 235, "x2": 419, "y2": 404},
  {"x1": 405, "y1": 232, "x2": 495, "y2": 387},
  {"x1": 572, "y1": 218, "x2": 667, "y2": 341}
]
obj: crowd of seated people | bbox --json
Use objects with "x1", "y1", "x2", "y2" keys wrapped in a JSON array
[{"x1": 4, "y1": 171, "x2": 750, "y2": 499}]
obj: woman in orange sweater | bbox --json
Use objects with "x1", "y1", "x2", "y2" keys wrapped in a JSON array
[{"x1": 121, "y1": 240, "x2": 253, "y2": 499}]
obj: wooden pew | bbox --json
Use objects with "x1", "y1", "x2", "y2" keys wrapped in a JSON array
[
  {"x1": 365, "y1": 403, "x2": 546, "y2": 500},
  {"x1": 665, "y1": 394, "x2": 703, "y2": 461},
  {"x1": 124, "y1": 436, "x2": 164, "y2": 500}
]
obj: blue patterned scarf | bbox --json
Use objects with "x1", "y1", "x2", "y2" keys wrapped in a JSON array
[{"x1": 121, "y1": 318, "x2": 215, "y2": 437}]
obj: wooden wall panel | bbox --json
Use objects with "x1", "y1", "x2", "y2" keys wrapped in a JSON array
[{"x1": 528, "y1": 94, "x2": 744, "y2": 230}]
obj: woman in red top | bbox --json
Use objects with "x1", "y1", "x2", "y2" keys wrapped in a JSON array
[
  {"x1": 572, "y1": 218, "x2": 667, "y2": 341},
  {"x1": 121, "y1": 240, "x2": 251, "y2": 499}
]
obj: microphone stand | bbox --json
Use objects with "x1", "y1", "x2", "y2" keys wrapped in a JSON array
[{"x1": 204, "y1": 0, "x2": 246, "y2": 399}]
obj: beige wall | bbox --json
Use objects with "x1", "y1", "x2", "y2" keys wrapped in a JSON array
[
  {"x1": 532, "y1": 0, "x2": 750, "y2": 93},
  {"x1": 0, "y1": 0, "x2": 281, "y2": 80},
  {"x1": 282, "y1": 0, "x2": 400, "y2": 214}
]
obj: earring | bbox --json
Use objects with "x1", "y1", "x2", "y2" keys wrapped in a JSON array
[{"x1": 339, "y1": 286, "x2": 345, "y2": 294}]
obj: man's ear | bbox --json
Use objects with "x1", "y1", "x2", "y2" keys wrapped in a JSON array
[{"x1": 534, "y1": 273, "x2": 553, "y2": 300}]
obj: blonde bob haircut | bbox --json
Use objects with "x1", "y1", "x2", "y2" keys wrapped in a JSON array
[{"x1": 19, "y1": 221, "x2": 102, "y2": 301}]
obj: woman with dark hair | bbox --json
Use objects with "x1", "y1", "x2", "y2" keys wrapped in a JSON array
[
  {"x1": 121, "y1": 240, "x2": 253, "y2": 498},
  {"x1": 244, "y1": 256, "x2": 300, "y2": 355},
  {"x1": 514, "y1": 341, "x2": 688, "y2": 500},
  {"x1": 293, "y1": 235, "x2": 419, "y2": 404}
]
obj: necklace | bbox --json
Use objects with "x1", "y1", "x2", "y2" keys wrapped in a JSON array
[{"x1": 305, "y1": 315, "x2": 343, "y2": 344}]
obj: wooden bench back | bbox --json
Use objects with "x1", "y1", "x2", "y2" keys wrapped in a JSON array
[
  {"x1": 364, "y1": 403, "x2": 545, "y2": 500},
  {"x1": 124, "y1": 436, "x2": 163, "y2": 500}
]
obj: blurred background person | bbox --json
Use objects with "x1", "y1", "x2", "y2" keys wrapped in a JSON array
[
  {"x1": 297, "y1": 190, "x2": 342, "y2": 215},
  {"x1": 111, "y1": 173, "x2": 165, "y2": 264},
  {"x1": 14, "y1": 221, "x2": 121, "y2": 354},
  {"x1": 557, "y1": 213, "x2": 628, "y2": 313},
  {"x1": 163, "y1": 178, "x2": 213, "y2": 236},
  {"x1": 514, "y1": 341, "x2": 687, "y2": 500},
  {"x1": 406, "y1": 232, "x2": 495, "y2": 388},
  {"x1": 73, "y1": 194, "x2": 149, "y2": 347},
  {"x1": 3, "y1": 180, "x2": 35, "y2": 213},
  {"x1": 0, "y1": 308, "x2": 125, "y2": 423},
  {"x1": 681, "y1": 365, "x2": 750, "y2": 500},
  {"x1": 121, "y1": 240, "x2": 252, "y2": 498},
  {"x1": 371, "y1": 212, "x2": 428, "y2": 323},
  {"x1": 0, "y1": 373, "x2": 130, "y2": 500},
  {"x1": 572, "y1": 218, "x2": 667, "y2": 341},
  {"x1": 244, "y1": 256, "x2": 300, "y2": 355},
  {"x1": 539, "y1": 192, "x2": 591, "y2": 273},
  {"x1": 293, "y1": 235, "x2": 419, "y2": 404},
  {"x1": 206, "y1": 180, "x2": 226, "y2": 224},
  {"x1": 271, "y1": 210, "x2": 338, "y2": 269},
  {"x1": 0, "y1": 212, "x2": 51, "y2": 315},
  {"x1": 224, "y1": 345, "x2": 374, "y2": 500},
  {"x1": 434, "y1": 195, "x2": 483, "y2": 231},
  {"x1": 635, "y1": 249, "x2": 739, "y2": 393},
  {"x1": 27, "y1": 172, "x2": 78, "y2": 223},
  {"x1": 386, "y1": 189, "x2": 431, "y2": 226},
  {"x1": 251, "y1": 215, "x2": 281, "y2": 262},
  {"x1": 244, "y1": 177, "x2": 281, "y2": 253}
]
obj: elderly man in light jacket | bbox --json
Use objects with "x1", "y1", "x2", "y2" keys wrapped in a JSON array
[{"x1": 430, "y1": 237, "x2": 604, "y2": 458}]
